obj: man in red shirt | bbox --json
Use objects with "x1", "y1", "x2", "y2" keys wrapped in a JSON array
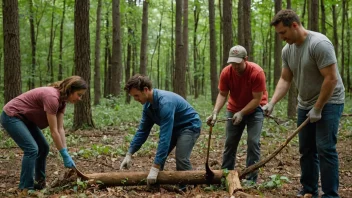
[{"x1": 207, "y1": 45, "x2": 268, "y2": 184}]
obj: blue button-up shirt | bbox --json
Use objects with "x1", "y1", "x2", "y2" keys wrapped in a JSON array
[{"x1": 128, "y1": 89, "x2": 201, "y2": 166}]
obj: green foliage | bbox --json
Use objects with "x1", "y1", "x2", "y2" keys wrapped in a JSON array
[{"x1": 260, "y1": 174, "x2": 290, "y2": 189}]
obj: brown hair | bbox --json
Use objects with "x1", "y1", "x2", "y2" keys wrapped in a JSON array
[
  {"x1": 124, "y1": 74, "x2": 152, "y2": 92},
  {"x1": 270, "y1": 9, "x2": 301, "y2": 27},
  {"x1": 49, "y1": 76, "x2": 87, "y2": 100}
]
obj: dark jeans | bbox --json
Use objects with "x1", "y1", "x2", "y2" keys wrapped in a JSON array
[
  {"x1": 0, "y1": 111, "x2": 49, "y2": 190},
  {"x1": 221, "y1": 107, "x2": 264, "y2": 182},
  {"x1": 161, "y1": 128, "x2": 200, "y2": 171},
  {"x1": 298, "y1": 103, "x2": 344, "y2": 198}
]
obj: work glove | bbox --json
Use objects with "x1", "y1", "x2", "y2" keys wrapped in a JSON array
[
  {"x1": 147, "y1": 166, "x2": 160, "y2": 185},
  {"x1": 232, "y1": 112, "x2": 243, "y2": 125},
  {"x1": 262, "y1": 102, "x2": 275, "y2": 115},
  {"x1": 306, "y1": 107, "x2": 322, "y2": 123},
  {"x1": 120, "y1": 153, "x2": 132, "y2": 170},
  {"x1": 206, "y1": 111, "x2": 218, "y2": 126},
  {"x1": 59, "y1": 148, "x2": 75, "y2": 168}
]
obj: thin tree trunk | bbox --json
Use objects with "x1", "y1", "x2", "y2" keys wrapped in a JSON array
[
  {"x1": 308, "y1": 0, "x2": 319, "y2": 31},
  {"x1": 237, "y1": 0, "x2": 244, "y2": 46},
  {"x1": 47, "y1": 0, "x2": 56, "y2": 83},
  {"x1": 274, "y1": 0, "x2": 282, "y2": 87},
  {"x1": 170, "y1": 0, "x2": 175, "y2": 91},
  {"x1": 209, "y1": 0, "x2": 218, "y2": 104},
  {"x1": 346, "y1": 1, "x2": 351, "y2": 91},
  {"x1": 182, "y1": 0, "x2": 188, "y2": 98},
  {"x1": 28, "y1": 0, "x2": 36, "y2": 89},
  {"x1": 193, "y1": 0, "x2": 200, "y2": 98},
  {"x1": 111, "y1": 0, "x2": 122, "y2": 96},
  {"x1": 340, "y1": 0, "x2": 346, "y2": 84},
  {"x1": 73, "y1": 0, "x2": 95, "y2": 129},
  {"x1": 94, "y1": 0, "x2": 102, "y2": 105},
  {"x1": 222, "y1": 0, "x2": 232, "y2": 69},
  {"x1": 332, "y1": 5, "x2": 338, "y2": 59},
  {"x1": 243, "y1": 0, "x2": 252, "y2": 60},
  {"x1": 139, "y1": 0, "x2": 148, "y2": 75},
  {"x1": 58, "y1": 0, "x2": 66, "y2": 81},
  {"x1": 320, "y1": 0, "x2": 326, "y2": 35},
  {"x1": 157, "y1": 10, "x2": 164, "y2": 88},
  {"x1": 3, "y1": 0, "x2": 22, "y2": 103},
  {"x1": 104, "y1": 10, "x2": 111, "y2": 98},
  {"x1": 218, "y1": 0, "x2": 222, "y2": 76}
]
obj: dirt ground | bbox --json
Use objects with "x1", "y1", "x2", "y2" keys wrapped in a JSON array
[{"x1": 0, "y1": 117, "x2": 351, "y2": 198}]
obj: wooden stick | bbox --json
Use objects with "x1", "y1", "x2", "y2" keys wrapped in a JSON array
[{"x1": 239, "y1": 118, "x2": 310, "y2": 179}]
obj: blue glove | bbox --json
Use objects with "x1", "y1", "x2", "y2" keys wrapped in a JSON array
[{"x1": 59, "y1": 148, "x2": 75, "y2": 168}]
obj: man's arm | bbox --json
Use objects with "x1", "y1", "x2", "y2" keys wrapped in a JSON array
[
  {"x1": 270, "y1": 67, "x2": 293, "y2": 104},
  {"x1": 212, "y1": 90, "x2": 229, "y2": 113},
  {"x1": 314, "y1": 64, "x2": 338, "y2": 109},
  {"x1": 239, "y1": 92, "x2": 263, "y2": 115}
]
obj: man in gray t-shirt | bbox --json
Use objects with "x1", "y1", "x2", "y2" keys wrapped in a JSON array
[{"x1": 263, "y1": 9, "x2": 344, "y2": 198}]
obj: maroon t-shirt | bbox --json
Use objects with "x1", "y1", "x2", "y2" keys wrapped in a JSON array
[{"x1": 3, "y1": 87, "x2": 66, "y2": 129}]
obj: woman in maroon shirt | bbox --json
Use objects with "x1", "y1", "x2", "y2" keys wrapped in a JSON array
[{"x1": 0, "y1": 76, "x2": 87, "y2": 191}]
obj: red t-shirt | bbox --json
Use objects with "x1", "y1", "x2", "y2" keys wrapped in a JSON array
[
  {"x1": 3, "y1": 87, "x2": 66, "y2": 129},
  {"x1": 219, "y1": 61, "x2": 268, "y2": 113}
]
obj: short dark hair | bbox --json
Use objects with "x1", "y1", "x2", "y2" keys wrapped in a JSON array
[
  {"x1": 270, "y1": 9, "x2": 301, "y2": 27},
  {"x1": 124, "y1": 74, "x2": 152, "y2": 92}
]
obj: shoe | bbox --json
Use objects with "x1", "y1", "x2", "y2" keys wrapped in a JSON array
[
  {"x1": 34, "y1": 179, "x2": 46, "y2": 190},
  {"x1": 296, "y1": 189, "x2": 318, "y2": 198}
]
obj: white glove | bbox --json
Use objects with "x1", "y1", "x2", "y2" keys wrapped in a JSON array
[
  {"x1": 147, "y1": 166, "x2": 159, "y2": 185},
  {"x1": 262, "y1": 102, "x2": 275, "y2": 115},
  {"x1": 232, "y1": 112, "x2": 243, "y2": 125},
  {"x1": 120, "y1": 153, "x2": 132, "y2": 170},
  {"x1": 306, "y1": 107, "x2": 322, "y2": 123},
  {"x1": 206, "y1": 111, "x2": 218, "y2": 126}
]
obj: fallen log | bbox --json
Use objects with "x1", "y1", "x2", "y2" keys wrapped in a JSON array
[
  {"x1": 83, "y1": 170, "x2": 224, "y2": 186},
  {"x1": 226, "y1": 170, "x2": 242, "y2": 195}
]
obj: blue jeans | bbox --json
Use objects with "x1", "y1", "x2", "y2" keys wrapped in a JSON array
[
  {"x1": 298, "y1": 103, "x2": 344, "y2": 198},
  {"x1": 221, "y1": 107, "x2": 264, "y2": 182},
  {"x1": 161, "y1": 128, "x2": 200, "y2": 171},
  {"x1": 0, "y1": 111, "x2": 49, "y2": 190}
]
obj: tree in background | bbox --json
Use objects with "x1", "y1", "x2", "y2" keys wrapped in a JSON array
[
  {"x1": 111, "y1": 0, "x2": 122, "y2": 97},
  {"x1": 73, "y1": 0, "x2": 94, "y2": 129},
  {"x1": 94, "y1": 0, "x2": 102, "y2": 105},
  {"x1": 208, "y1": 0, "x2": 218, "y2": 104},
  {"x1": 2, "y1": 0, "x2": 22, "y2": 103},
  {"x1": 139, "y1": 0, "x2": 148, "y2": 75},
  {"x1": 222, "y1": 0, "x2": 232, "y2": 68}
]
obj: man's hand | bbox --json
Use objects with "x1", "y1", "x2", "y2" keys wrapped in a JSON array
[
  {"x1": 306, "y1": 107, "x2": 322, "y2": 123},
  {"x1": 120, "y1": 153, "x2": 132, "y2": 170},
  {"x1": 232, "y1": 112, "x2": 243, "y2": 125},
  {"x1": 147, "y1": 166, "x2": 159, "y2": 185},
  {"x1": 206, "y1": 111, "x2": 218, "y2": 126},
  {"x1": 59, "y1": 148, "x2": 76, "y2": 168},
  {"x1": 262, "y1": 102, "x2": 275, "y2": 115}
]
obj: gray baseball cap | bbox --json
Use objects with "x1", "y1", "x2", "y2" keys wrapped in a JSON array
[{"x1": 227, "y1": 45, "x2": 247, "y2": 63}]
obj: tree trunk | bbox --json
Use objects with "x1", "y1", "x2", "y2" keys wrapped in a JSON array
[
  {"x1": 222, "y1": 0, "x2": 232, "y2": 69},
  {"x1": 340, "y1": 0, "x2": 346, "y2": 84},
  {"x1": 174, "y1": 0, "x2": 186, "y2": 98},
  {"x1": 237, "y1": 0, "x2": 244, "y2": 46},
  {"x1": 73, "y1": 0, "x2": 95, "y2": 129},
  {"x1": 47, "y1": 0, "x2": 56, "y2": 84},
  {"x1": 104, "y1": 10, "x2": 110, "y2": 98},
  {"x1": 308, "y1": 0, "x2": 319, "y2": 31},
  {"x1": 273, "y1": 0, "x2": 282, "y2": 87},
  {"x1": 3, "y1": 0, "x2": 22, "y2": 103},
  {"x1": 28, "y1": 0, "x2": 36, "y2": 89},
  {"x1": 332, "y1": 5, "x2": 338, "y2": 59},
  {"x1": 208, "y1": 0, "x2": 218, "y2": 105},
  {"x1": 58, "y1": 0, "x2": 66, "y2": 81},
  {"x1": 94, "y1": 0, "x2": 102, "y2": 105},
  {"x1": 346, "y1": 1, "x2": 351, "y2": 91},
  {"x1": 170, "y1": 0, "x2": 175, "y2": 91},
  {"x1": 218, "y1": 1, "x2": 222, "y2": 76},
  {"x1": 193, "y1": 0, "x2": 200, "y2": 98},
  {"x1": 111, "y1": 0, "x2": 122, "y2": 96},
  {"x1": 139, "y1": 0, "x2": 148, "y2": 75},
  {"x1": 157, "y1": 10, "x2": 164, "y2": 88},
  {"x1": 182, "y1": 0, "x2": 188, "y2": 98},
  {"x1": 320, "y1": 0, "x2": 326, "y2": 35},
  {"x1": 243, "y1": 0, "x2": 252, "y2": 60}
]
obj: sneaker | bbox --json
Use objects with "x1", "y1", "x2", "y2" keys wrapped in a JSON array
[
  {"x1": 296, "y1": 189, "x2": 318, "y2": 198},
  {"x1": 34, "y1": 179, "x2": 46, "y2": 190}
]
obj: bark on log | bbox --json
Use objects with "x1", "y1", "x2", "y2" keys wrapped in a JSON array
[
  {"x1": 239, "y1": 118, "x2": 310, "y2": 179},
  {"x1": 226, "y1": 170, "x2": 242, "y2": 195},
  {"x1": 83, "y1": 170, "x2": 224, "y2": 186}
]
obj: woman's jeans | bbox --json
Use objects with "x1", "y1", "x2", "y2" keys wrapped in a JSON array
[
  {"x1": 0, "y1": 111, "x2": 49, "y2": 190},
  {"x1": 221, "y1": 107, "x2": 264, "y2": 182},
  {"x1": 298, "y1": 103, "x2": 344, "y2": 198}
]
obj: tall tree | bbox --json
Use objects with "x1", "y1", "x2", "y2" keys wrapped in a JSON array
[
  {"x1": 183, "y1": 0, "x2": 189, "y2": 97},
  {"x1": 222, "y1": 0, "x2": 233, "y2": 68},
  {"x1": 28, "y1": 0, "x2": 36, "y2": 89},
  {"x1": 58, "y1": 0, "x2": 66, "y2": 81},
  {"x1": 286, "y1": 0, "x2": 298, "y2": 119},
  {"x1": 238, "y1": 0, "x2": 244, "y2": 46},
  {"x1": 273, "y1": 0, "x2": 282, "y2": 87},
  {"x1": 345, "y1": 1, "x2": 351, "y2": 91},
  {"x1": 193, "y1": 0, "x2": 200, "y2": 98},
  {"x1": 174, "y1": 0, "x2": 186, "y2": 98},
  {"x1": 125, "y1": 0, "x2": 135, "y2": 103},
  {"x1": 47, "y1": 0, "x2": 56, "y2": 83},
  {"x1": 243, "y1": 0, "x2": 252, "y2": 60},
  {"x1": 320, "y1": 0, "x2": 326, "y2": 35},
  {"x1": 139, "y1": 0, "x2": 148, "y2": 75},
  {"x1": 94, "y1": 0, "x2": 102, "y2": 105},
  {"x1": 169, "y1": 0, "x2": 175, "y2": 90},
  {"x1": 308, "y1": 0, "x2": 319, "y2": 31},
  {"x1": 332, "y1": 4, "x2": 338, "y2": 59},
  {"x1": 208, "y1": 0, "x2": 218, "y2": 104},
  {"x1": 3, "y1": 0, "x2": 22, "y2": 103},
  {"x1": 111, "y1": 0, "x2": 122, "y2": 96},
  {"x1": 104, "y1": 9, "x2": 111, "y2": 98},
  {"x1": 73, "y1": 0, "x2": 94, "y2": 129},
  {"x1": 340, "y1": 0, "x2": 347, "y2": 83}
]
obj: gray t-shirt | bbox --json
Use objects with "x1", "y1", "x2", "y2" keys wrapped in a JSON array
[{"x1": 282, "y1": 31, "x2": 345, "y2": 109}]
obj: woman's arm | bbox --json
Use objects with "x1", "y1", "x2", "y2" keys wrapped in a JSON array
[
  {"x1": 56, "y1": 112, "x2": 67, "y2": 148},
  {"x1": 47, "y1": 113, "x2": 64, "y2": 150}
]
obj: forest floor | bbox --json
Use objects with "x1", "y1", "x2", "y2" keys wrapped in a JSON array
[{"x1": 0, "y1": 116, "x2": 351, "y2": 198}]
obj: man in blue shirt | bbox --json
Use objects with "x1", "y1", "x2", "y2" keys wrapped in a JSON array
[{"x1": 120, "y1": 74, "x2": 201, "y2": 188}]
